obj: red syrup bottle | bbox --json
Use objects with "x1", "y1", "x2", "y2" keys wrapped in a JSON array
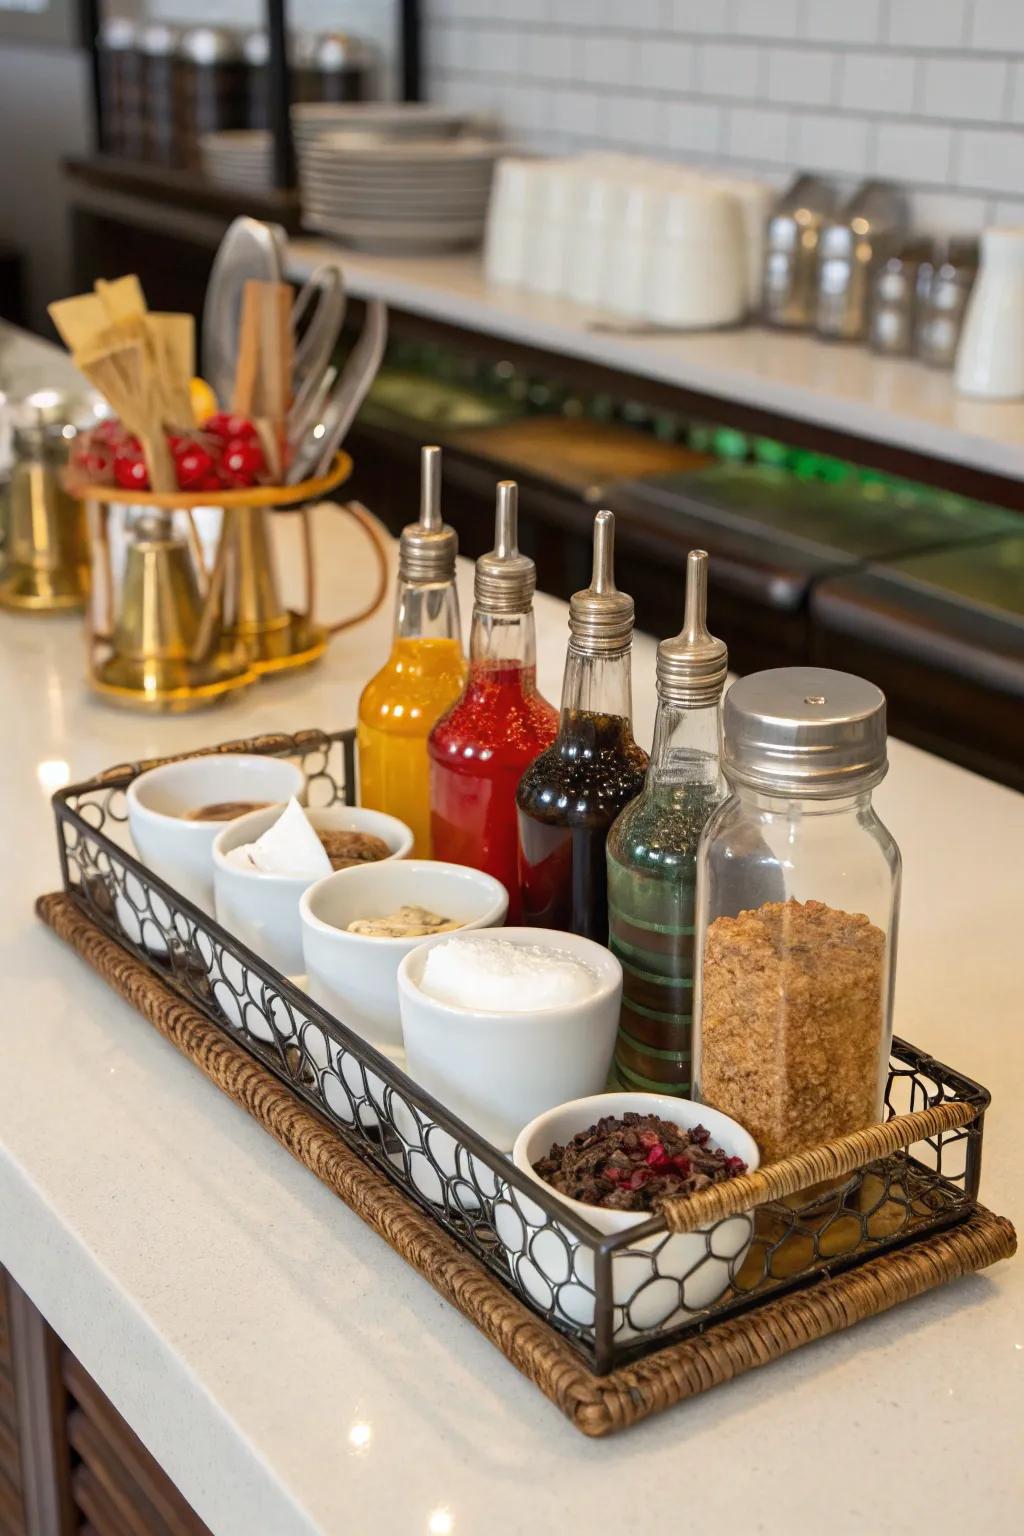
[{"x1": 428, "y1": 481, "x2": 557, "y2": 922}]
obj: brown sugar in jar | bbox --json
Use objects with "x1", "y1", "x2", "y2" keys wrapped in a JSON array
[{"x1": 699, "y1": 898, "x2": 887, "y2": 1163}]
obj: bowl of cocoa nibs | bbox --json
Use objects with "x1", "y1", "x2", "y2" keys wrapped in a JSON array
[{"x1": 492, "y1": 1093, "x2": 759, "y2": 1340}]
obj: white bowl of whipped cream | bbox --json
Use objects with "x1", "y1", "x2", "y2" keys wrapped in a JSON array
[{"x1": 397, "y1": 929, "x2": 622, "y2": 1151}]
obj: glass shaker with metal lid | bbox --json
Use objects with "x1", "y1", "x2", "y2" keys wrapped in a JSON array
[
  {"x1": 606, "y1": 550, "x2": 728, "y2": 1095},
  {"x1": 140, "y1": 23, "x2": 181, "y2": 166},
  {"x1": 178, "y1": 27, "x2": 249, "y2": 168},
  {"x1": 0, "y1": 389, "x2": 100, "y2": 611},
  {"x1": 694, "y1": 668, "x2": 901, "y2": 1165},
  {"x1": 97, "y1": 16, "x2": 145, "y2": 160},
  {"x1": 294, "y1": 31, "x2": 374, "y2": 104}
]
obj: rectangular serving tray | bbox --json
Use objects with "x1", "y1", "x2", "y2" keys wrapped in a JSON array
[{"x1": 48, "y1": 728, "x2": 1014, "y2": 1385}]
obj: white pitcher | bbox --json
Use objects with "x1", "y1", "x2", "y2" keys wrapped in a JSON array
[{"x1": 955, "y1": 226, "x2": 1024, "y2": 399}]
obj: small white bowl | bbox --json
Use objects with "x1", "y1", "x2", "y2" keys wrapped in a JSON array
[
  {"x1": 300, "y1": 860, "x2": 508, "y2": 1052},
  {"x1": 213, "y1": 803, "x2": 413, "y2": 976},
  {"x1": 397, "y1": 928, "x2": 622, "y2": 1152},
  {"x1": 127, "y1": 754, "x2": 305, "y2": 912},
  {"x1": 497, "y1": 1091, "x2": 759, "y2": 1341}
]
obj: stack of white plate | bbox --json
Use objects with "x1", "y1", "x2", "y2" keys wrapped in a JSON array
[
  {"x1": 300, "y1": 133, "x2": 500, "y2": 254},
  {"x1": 200, "y1": 131, "x2": 273, "y2": 194},
  {"x1": 291, "y1": 101, "x2": 474, "y2": 156},
  {"x1": 294, "y1": 102, "x2": 500, "y2": 254}
]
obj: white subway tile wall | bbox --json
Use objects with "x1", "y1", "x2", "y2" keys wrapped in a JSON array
[{"x1": 424, "y1": 0, "x2": 1024, "y2": 228}]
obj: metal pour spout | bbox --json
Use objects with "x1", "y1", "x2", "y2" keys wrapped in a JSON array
[
  {"x1": 656, "y1": 548, "x2": 728, "y2": 706},
  {"x1": 591, "y1": 507, "x2": 616, "y2": 594},
  {"x1": 419, "y1": 443, "x2": 442, "y2": 531},
  {"x1": 568, "y1": 509, "x2": 634, "y2": 654},
  {"x1": 400, "y1": 443, "x2": 457, "y2": 582},
  {"x1": 474, "y1": 479, "x2": 536, "y2": 613}
]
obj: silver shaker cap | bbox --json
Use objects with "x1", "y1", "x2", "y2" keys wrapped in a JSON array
[
  {"x1": 474, "y1": 481, "x2": 535, "y2": 613},
  {"x1": 656, "y1": 549, "x2": 728, "y2": 708},
  {"x1": 568, "y1": 510, "x2": 634, "y2": 655},
  {"x1": 723, "y1": 667, "x2": 888, "y2": 798},
  {"x1": 399, "y1": 445, "x2": 458, "y2": 582}
]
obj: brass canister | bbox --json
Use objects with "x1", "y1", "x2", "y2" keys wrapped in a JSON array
[{"x1": 0, "y1": 389, "x2": 97, "y2": 612}]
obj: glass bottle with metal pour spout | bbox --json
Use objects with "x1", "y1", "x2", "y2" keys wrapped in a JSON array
[
  {"x1": 606, "y1": 551, "x2": 728, "y2": 1095},
  {"x1": 428, "y1": 481, "x2": 558, "y2": 920},
  {"x1": 516, "y1": 510, "x2": 648, "y2": 944},
  {"x1": 357, "y1": 446, "x2": 466, "y2": 855}
]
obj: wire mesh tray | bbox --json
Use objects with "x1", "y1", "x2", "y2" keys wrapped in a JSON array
[{"x1": 52, "y1": 727, "x2": 995, "y2": 1378}]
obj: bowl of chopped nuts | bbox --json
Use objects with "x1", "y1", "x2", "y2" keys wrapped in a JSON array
[{"x1": 493, "y1": 1092, "x2": 759, "y2": 1341}]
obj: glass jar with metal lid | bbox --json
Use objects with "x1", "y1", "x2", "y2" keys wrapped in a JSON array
[
  {"x1": 293, "y1": 31, "x2": 374, "y2": 104},
  {"x1": 140, "y1": 23, "x2": 181, "y2": 166},
  {"x1": 178, "y1": 26, "x2": 249, "y2": 168},
  {"x1": 693, "y1": 668, "x2": 902, "y2": 1166},
  {"x1": 96, "y1": 16, "x2": 146, "y2": 160}
]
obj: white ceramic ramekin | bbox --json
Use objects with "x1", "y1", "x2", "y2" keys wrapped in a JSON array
[
  {"x1": 300, "y1": 860, "x2": 508, "y2": 1051},
  {"x1": 397, "y1": 927, "x2": 622, "y2": 1152},
  {"x1": 126, "y1": 753, "x2": 305, "y2": 912},
  {"x1": 496, "y1": 1091, "x2": 760, "y2": 1340},
  {"x1": 213, "y1": 803, "x2": 413, "y2": 976}
]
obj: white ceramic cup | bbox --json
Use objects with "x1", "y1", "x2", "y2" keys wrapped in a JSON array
[
  {"x1": 569, "y1": 161, "x2": 625, "y2": 307},
  {"x1": 126, "y1": 754, "x2": 305, "y2": 912},
  {"x1": 526, "y1": 159, "x2": 576, "y2": 296},
  {"x1": 213, "y1": 803, "x2": 413, "y2": 975},
  {"x1": 301, "y1": 860, "x2": 508, "y2": 1051},
  {"x1": 397, "y1": 927, "x2": 622, "y2": 1151},
  {"x1": 601, "y1": 178, "x2": 663, "y2": 319},
  {"x1": 955, "y1": 226, "x2": 1024, "y2": 399},
  {"x1": 646, "y1": 182, "x2": 747, "y2": 328},
  {"x1": 498, "y1": 1092, "x2": 760, "y2": 1340},
  {"x1": 483, "y1": 156, "x2": 536, "y2": 287}
]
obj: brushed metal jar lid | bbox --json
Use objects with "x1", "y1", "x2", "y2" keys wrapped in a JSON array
[
  {"x1": 140, "y1": 23, "x2": 180, "y2": 56},
  {"x1": 723, "y1": 667, "x2": 888, "y2": 797},
  {"x1": 656, "y1": 549, "x2": 727, "y2": 707},
  {"x1": 179, "y1": 26, "x2": 245, "y2": 64},
  {"x1": 474, "y1": 480, "x2": 535, "y2": 613},
  {"x1": 399, "y1": 445, "x2": 458, "y2": 582},
  {"x1": 568, "y1": 509, "x2": 634, "y2": 655}
]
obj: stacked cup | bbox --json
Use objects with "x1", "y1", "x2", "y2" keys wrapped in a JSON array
[{"x1": 483, "y1": 149, "x2": 761, "y2": 330}]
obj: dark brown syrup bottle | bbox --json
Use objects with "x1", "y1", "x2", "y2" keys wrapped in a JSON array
[{"x1": 516, "y1": 510, "x2": 648, "y2": 943}]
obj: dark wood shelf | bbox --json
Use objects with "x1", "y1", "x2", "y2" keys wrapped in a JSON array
[{"x1": 63, "y1": 155, "x2": 303, "y2": 234}]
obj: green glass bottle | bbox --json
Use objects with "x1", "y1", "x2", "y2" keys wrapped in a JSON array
[{"x1": 606, "y1": 551, "x2": 728, "y2": 1095}]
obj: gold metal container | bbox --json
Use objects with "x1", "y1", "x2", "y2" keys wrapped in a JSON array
[
  {"x1": 0, "y1": 389, "x2": 96, "y2": 612},
  {"x1": 77, "y1": 451, "x2": 380, "y2": 712}
]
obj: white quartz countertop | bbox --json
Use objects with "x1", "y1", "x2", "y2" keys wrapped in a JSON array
[
  {"x1": 1, "y1": 509, "x2": 1022, "y2": 1536},
  {"x1": 288, "y1": 240, "x2": 1024, "y2": 486}
]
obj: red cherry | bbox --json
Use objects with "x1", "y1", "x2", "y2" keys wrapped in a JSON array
[
  {"x1": 77, "y1": 449, "x2": 114, "y2": 481},
  {"x1": 174, "y1": 442, "x2": 216, "y2": 490},
  {"x1": 92, "y1": 417, "x2": 126, "y2": 447},
  {"x1": 198, "y1": 471, "x2": 226, "y2": 492},
  {"x1": 113, "y1": 451, "x2": 150, "y2": 492},
  {"x1": 220, "y1": 436, "x2": 266, "y2": 486},
  {"x1": 204, "y1": 411, "x2": 257, "y2": 441}
]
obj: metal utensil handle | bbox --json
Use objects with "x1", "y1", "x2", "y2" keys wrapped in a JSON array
[
  {"x1": 200, "y1": 217, "x2": 287, "y2": 409},
  {"x1": 292, "y1": 264, "x2": 346, "y2": 386},
  {"x1": 288, "y1": 299, "x2": 387, "y2": 484},
  {"x1": 288, "y1": 364, "x2": 337, "y2": 450}
]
